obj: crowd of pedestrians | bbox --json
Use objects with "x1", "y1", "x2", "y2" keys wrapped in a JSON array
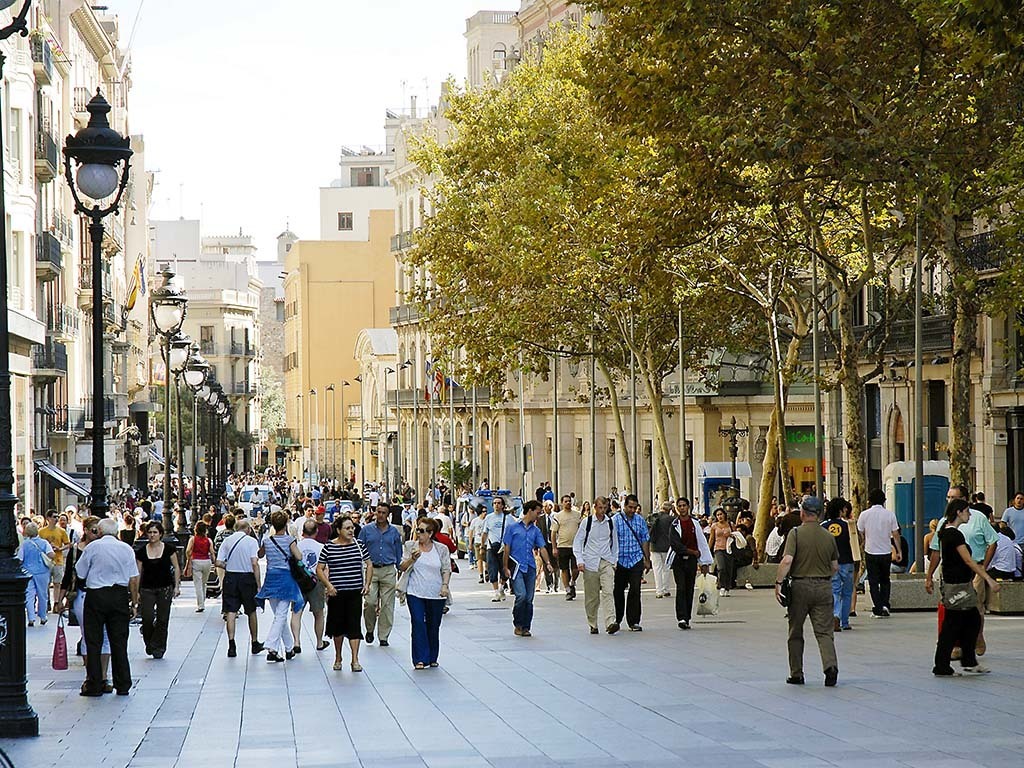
[{"x1": 14, "y1": 467, "x2": 1022, "y2": 697}]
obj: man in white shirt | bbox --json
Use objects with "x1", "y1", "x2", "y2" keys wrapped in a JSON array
[
  {"x1": 572, "y1": 496, "x2": 619, "y2": 634},
  {"x1": 76, "y1": 518, "x2": 140, "y2": 696},
  {"x1": 214, "y1": 518, "x2": 264, "y2": 658},
  {"x1": 856, "y1": 488, "x2": 901, "y2": 617},
  {"x1": 290, "y1": 519, "x2": 327, "y2": 653},
  {"x1": 468, "y1": 507, "x2": 487, "y2": 583},
  {"x1": 368, "y1": 486, "x2": 381, "y2": 509},
  {"x1": 430, "y1": 506, "x2": 455, "y2": 540}
]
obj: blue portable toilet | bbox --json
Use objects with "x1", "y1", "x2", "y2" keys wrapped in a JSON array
[{"x1": 882, "y1": 460, "x2": 950, "y2": 566}]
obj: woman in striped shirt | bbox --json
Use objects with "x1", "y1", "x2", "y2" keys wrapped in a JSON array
[{"x1": 317, "y1": 517, "x2": 372, "y2": 671}]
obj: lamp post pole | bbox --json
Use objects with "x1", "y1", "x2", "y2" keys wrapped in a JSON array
[
  {"x1": 310, "y1": 388, "x2": 319, "y2": 485},
  {"x1": 383, "y1": 368, "x2": 394, "y2": 494},
  {"x1": 341, "y1": 381, "x2": 348, "y2": 486},
  {"x1": 326, "y1": 384, "x2": 335, "y2": 487},
  {"x1": 719, "y1": 417, "x2": 749, "y2": 496},
  {"x1": 0, "y1": 0, "x2": 41, "y2": 738}
]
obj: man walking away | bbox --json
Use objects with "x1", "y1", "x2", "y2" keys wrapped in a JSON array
[
  {"x1": 76, "y1": 518, "x2": 140, "y2": 696},
  {"x1": 667, "y1": 497, "x2": 712, "y2": 629},
  {"x1": 572, "y1": 496, "x2": 618, "y2": 634},
  {"x1": 775, "y1": 497, "x2": 840, "y2": 687},
  {"x1": 468, "y1": 506, "x2": 487, "y2": 584},
  {"x1": 358, "y1": 502, "x2": 403, "y2": 646},
  {"x1": 823, "y1": 497, "x2": 855, "y2": 631},
  {"x1": 611, "y1": 494, "x2": 652, "y2": 633},
  {"x1": 857, "y1": 488, "x2": 900, "y2": 617},
  {"x1": 648, "y1": 501, "x2": 675, "y2": 598},
  {"x1": 290, "y1": 519, "x2": 329, "y2": 653},
  {"x1": 503, "y1": 500, "x2": 554, "y2": 637},
  {"x1": 215, "y1": 518, "x2": 264, "y2": 658}
]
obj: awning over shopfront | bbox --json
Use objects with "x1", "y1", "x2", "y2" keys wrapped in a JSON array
[
  {"x1": 34, "y1": 459, "x2": 90, "y2": 498},
  {"x1": 698, "y1": 461, "x2": 752, "y2": 478}
]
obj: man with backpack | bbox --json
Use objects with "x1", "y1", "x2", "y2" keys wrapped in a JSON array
[{"x1": 572, "y1": 496, "x2": 618, "y2": 634}]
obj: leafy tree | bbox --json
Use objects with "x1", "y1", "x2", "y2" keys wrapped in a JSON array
[
  {"x1": 259, "y1": 365, "x2": 286, "y2": 441},
  {"x1": 408, "y1": 29, "x2": 756, "y2": 500}
]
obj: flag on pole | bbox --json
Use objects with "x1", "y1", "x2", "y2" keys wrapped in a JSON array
[
  {"x1": 124, "y1": 257, "x2": 142, "y2": 311},
  {"x1": 424, "y1": 360, "x2": 434, "y2": 402}
]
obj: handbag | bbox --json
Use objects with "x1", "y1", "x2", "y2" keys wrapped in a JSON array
[
  {"x1": 696, "y1": 572, "x2": 720, "y2": 616},
  {"x1": 52, "y1": 615, "x2": 68, "y2": 671},
  {"x1": 940, "y1": 581, "x2": 978, "y2": 610},
  {"x1": 30, "y1": 539, "x2": 55, "y2": 571},
  {"x1": 270, "y1": 536, "x2": 316, "y2": 594}
]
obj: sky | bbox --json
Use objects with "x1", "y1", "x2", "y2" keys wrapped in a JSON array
[{"x1": 103, "y1": 0, "x2": 520, "y2": 261}]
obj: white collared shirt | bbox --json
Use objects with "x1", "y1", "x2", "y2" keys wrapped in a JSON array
[
  {"x1": 75, "y1": 535, "x2": 139, "y2": 589},
  {"x1": 572, "y1": 513, "x2": 618, "y2": 571},
  {"x1": 219, "y1": 530, "x2": 261, "y2": 573}
]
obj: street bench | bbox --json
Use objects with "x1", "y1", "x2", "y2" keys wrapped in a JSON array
[
  {"x1": 738, "y1": 562, "x2": 778, "y2": 588},
  {"x1": 989, "y1": 580, "x2": 1024, "y2": 615},
  {"x1": 888, "y1": 573, "x2": 939, "y2": 612}
]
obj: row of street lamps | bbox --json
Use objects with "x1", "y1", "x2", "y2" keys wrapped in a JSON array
[
  {"x1": 0, "y1": 0, "x2": 231, "y2": 728},
  {"x1": 298, "y1": 381, "x2": 351, "y2": 486}
]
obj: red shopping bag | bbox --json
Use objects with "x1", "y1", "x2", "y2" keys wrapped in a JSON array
[
  {"x1": 52, "y1": 615, "x2": 68, "y2": 671},
  {"x1": 937, "y1": 602, "x2": 945, "y2": 636}
]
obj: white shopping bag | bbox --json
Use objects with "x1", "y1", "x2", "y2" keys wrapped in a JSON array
[{"x1": 695, "y1": 572, "x2": 720, "y2": 616}]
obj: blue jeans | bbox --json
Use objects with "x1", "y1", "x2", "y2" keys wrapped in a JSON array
[
  {"x1": 832, "y1": 563, "x2": 854, "y2": 627},
  {"x1": 406, "y1": 595, "x2": 444, "y2": 665},
  {"x1": 511, "y1": 567, "x2": 538, "y2": 630},
  {"x1": 26, "y1": 571, "x2": 50, "y2": 622}
]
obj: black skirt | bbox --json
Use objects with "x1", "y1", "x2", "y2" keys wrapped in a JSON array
[{"x1": 325, "y1": 589, "x2": 364, "y2": 639}]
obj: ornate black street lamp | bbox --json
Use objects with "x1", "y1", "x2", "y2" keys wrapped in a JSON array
[
  {"x1": 183, "y1": 345, "x2": 208, "y2": 521},
  {"x1": 0, "y1": 0, "x2": 42, "y2": 740},
  {"x1": 149, "y1": 269, "x2": 187, "y2": 532},
  {"x1": 65, "y1": 90, "x2": 132, "y2": 525}
]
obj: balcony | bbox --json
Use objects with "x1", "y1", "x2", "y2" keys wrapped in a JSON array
[
  {"x1": 35, "y1": 231, "x2": 62, "y2": 281},
  {"x1": 73, "y1": 86, "x2": 92, "y2": 118},
  {"x1": 102, "y1": 214, "x2": 124, "y2": 254},
  {"x1": 53, "y1": 211, "x2": 75, "y2": 248},
  {"x1": 31, "y1": 35, "x2": 53, "y2": 85},
  {"x1": 53, "y1": 406, "x2": 86, "y2": 434},
  {"x1": 230, "y1": 340, "x2": 255, "y2": 357},
  {"x1": 963, "y1": 231, "x2": 1014, "y2": 274},
  {"x1": 390, "y1": 230, "x2": 414, "y2": 253},
  {"x1": 47, "y1": 304, "x2": 80, "y2": 341},
  {"x1": 31, "y1": 341, "x2": 68, "y2": 381},
  {"x1": 78, "y1": 257, "x2": 112, "y2": 308},
  {"x1": 389, "y1": 303, "x2": 426, "y2": 326},
  {"x1": 231, "y1": 381, "x2": 254, "y2": 395},
  {"x1": 82, "y1": 394, "x2": 128, "y2": 426},
  {"x1": 798, "y1": 314, "x2": 952, "y2": 362},
  {"x1": 34, "y1": 125, "x2": 58, "y2": 182},
  {"x1": 103, "y1": 301, "x2": 125, "y2": 332}
]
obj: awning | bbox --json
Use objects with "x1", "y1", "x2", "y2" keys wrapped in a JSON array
[
  {"x1": 698, "y1": 461, "x2": 752, "y2": 479},
  {"x1": 34, "y1": 459, "x2": 90, "y2": 498},
  {"x1": 147, "y1": 446, "x2": 177, "y2": 472}
]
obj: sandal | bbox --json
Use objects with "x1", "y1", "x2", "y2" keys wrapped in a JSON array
[
  {"x1": 414, "y1": 663, "x2": 426, "y2": 670},
  {"x1": 332, "y1": 660, "x2": 343, "y2": 671},
  {"x1": 351, "y1": 662, "x2": 363, "y2": 672},
  {"x1": 316, "y1": 641, "x2": 330, "y2": 651}
]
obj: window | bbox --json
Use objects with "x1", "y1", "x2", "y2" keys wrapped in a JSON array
[
  {"x1": 285, "y1": 243, "x2": 292, "y2": 252},
  {"x1": 9, "y1": 107, "x2": 21, "y2": 164},
  {"x1": 337, "y1": 212, "x2": 353, "y2": 231},
  {"x1": 350, "y1": 167, "x2": 379, "y2": 187}
]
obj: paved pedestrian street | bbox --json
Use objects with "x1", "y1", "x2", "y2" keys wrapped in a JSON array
[{"x1": 3, "y1": 573, "x2": 1023, "y2": 768}]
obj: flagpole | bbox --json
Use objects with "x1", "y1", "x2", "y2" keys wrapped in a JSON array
[{"x1": 428, "y1": 361, "x2": 435, "y2": 503}]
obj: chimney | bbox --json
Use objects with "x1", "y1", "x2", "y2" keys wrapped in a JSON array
[{"x1": 411, "y1": 95, "x2": 417, "y2": 118}]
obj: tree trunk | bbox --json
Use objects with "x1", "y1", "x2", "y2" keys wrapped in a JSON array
[
  {"x1": 636, "y1": 348, "x2": 679, "y2": 499},
  {"x1": 754, "y1": 406, "x2": 782, "y2": 552},
  {"x1": 834, "y1": 289, "x2": 869, "y2": 513},
  {"x1": 599, "y1": 358, "x2": 632, "y2": 493},
  {"x1": 945, "y1": 216, "x2": 976, "y2": 488}
]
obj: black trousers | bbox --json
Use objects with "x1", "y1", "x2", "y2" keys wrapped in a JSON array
[
  {"x1": 84, "y1": 585, "x2": 132, "y2": 692},
  {"x1": 613, "y1": 561, "x2": 644, "y2": 627},
  {"x1": 935, "y1": 602, "x2": 981, "y2": 671},
  {"x1": 672, "y1": 557, "x2": 698, "y2": 622},
  {"x1": 139, "y1": 586, "x2": 174, "y2": 655},
  {"x1": 864, "y1": 553, "x2": 892, "y2": 614},
  {"x1": 542, "y1": 544, "x2": 555, "y2": 589}
]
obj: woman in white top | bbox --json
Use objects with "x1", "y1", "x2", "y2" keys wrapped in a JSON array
[{"x1": 399, "y1": 518, "x2": 451, "y2": 670}]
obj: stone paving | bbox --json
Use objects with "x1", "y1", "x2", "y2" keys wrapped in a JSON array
[{"x1": 2, "y1": 569, "x2": 1023, "y2": 768}]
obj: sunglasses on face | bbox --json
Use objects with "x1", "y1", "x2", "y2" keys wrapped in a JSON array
[{"x1": 417, "y1": 528, "x2": 430, "y2": 533}]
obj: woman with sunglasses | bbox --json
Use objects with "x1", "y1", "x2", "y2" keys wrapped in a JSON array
[
  {"x1": 56, "y1": 517, "x2": 113, "y2": 692},
  {"x1": 135, "y1": 521, "x2": 182, "y2": 659},
  {"x1": 317, "y1": 516, "x2": 371, "y2": 671},
  {"x1": 399, "y1": 518, "x2": 451, "y2": 670}
]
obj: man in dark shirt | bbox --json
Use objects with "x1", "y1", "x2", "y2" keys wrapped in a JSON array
[
  {"x1": 778, "y1": 502, "x2": 803, "y2": 540},
  {"x1": 648, "y1": 502, "x2": 675, "y2": 599},
  {"x1": 823, "y1": 497, "x2": 855, "y2": 631}
]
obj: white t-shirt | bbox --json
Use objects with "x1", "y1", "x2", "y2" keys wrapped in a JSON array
[
  {"x1": 857, "y1": 504, "x2": 899, "y2": 556},
  {"x1": 368, "y1": 490, "x2": 381, "y2": 507},
  {"x1": 297, "y1": 537, "x2": 324, "y2": 571},
  {"x1": 430, "y1": 511, "x2": 455, "y2": 538},
  {"x1": 406, "y1": 543, "x2": 443, "y2": 599},
  {"x1": 220, "y1": 531, "x2": 261, "y2": 573},
  {"x1": 468, "y1": 516, "x2": 486, "y2": 543}
]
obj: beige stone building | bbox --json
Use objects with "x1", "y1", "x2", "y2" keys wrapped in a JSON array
[{"x1": 282, "y1": 147, "x2": 396, "y2": 484}]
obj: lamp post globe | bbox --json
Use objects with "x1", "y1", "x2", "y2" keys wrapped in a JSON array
[
  {"x1": 150, "y1": 270, "x2": 187, "y2": 336},
  {"x1": 184, "y1": 349, "x2": 209, "y2": 391},
  {"x1": 169, "y1": 333, "x2": 192, "y2": 373}
]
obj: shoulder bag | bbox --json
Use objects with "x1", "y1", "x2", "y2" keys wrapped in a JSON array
[
  {"x1": 270, "y1": 536, "x2": 315, "y2": 594},
  {"x1": 778, "y1": 527, "x2": 795, "y2": 607},
  {"x1": 30, "y1": 539, "x2": 55, "y2": 572},
  {"x1": 939, "y1": 580, "x2": 977, "y2": 610}
]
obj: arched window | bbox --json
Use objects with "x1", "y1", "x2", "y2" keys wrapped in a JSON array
[{"x1": 492, "y1": 43, "x2": 507, "y2": 71}]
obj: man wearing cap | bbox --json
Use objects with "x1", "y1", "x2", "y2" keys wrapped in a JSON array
[{"x1": 774, "y1": 496, "x2": 840, "y2": 687}]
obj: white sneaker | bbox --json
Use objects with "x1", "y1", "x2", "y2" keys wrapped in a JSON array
[
  {"x1": 745, "y1": 582, "x2": 754, "y2": 590},
  {"x1": 718, "y1": 588, "x2": 727, "y2": 597},
  {"x1": 962, "y1": 664, "x2": 991, "y2": 674},
  {"x1": 725, "y1": 590, "x2": 731, "y2": 597}
]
